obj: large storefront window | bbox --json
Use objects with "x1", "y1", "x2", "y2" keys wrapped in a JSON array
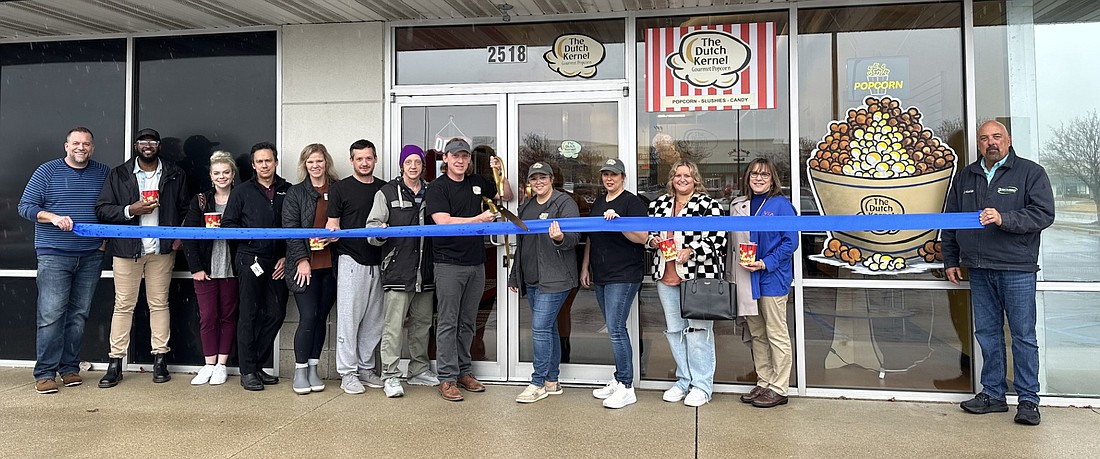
[
  {"x1": 798, "y1": 2, "x2": 966, "y2": 281},
  {"x1": 130, "y1": 31, "x2": 277, "y2": 365},
  {"x1": 635, "y1": 11, "x2": 792, "y2": 387},
  {"x1": 0, "y1": 39, "x2": 126, "y2": 361},
  {"x1": 797, "y1": 2, "x2": 969, "y2": 391},
  {"x1": 395, "y1": 20, "x2": 625, "y2": 85},
  {"x1": 975, "y1": 0, "x2": 1100, "y2": 399}
]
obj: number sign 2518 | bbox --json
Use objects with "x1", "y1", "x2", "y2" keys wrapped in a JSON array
[{"x1": 486, "y1": 45, "x2": 527, "y2": 64}]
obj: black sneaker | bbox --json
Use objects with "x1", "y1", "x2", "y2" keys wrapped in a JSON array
[
  {"x1": 960, "y1": 393, "x2": 1009, "y2": 414},
  {"x1": 1014, "y1": 400, "x2": 1041, "y2": 425}
]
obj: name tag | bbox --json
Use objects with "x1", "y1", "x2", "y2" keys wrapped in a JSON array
[{"x1": 323, "y1": 192, "x2": 328, "y2": 201}]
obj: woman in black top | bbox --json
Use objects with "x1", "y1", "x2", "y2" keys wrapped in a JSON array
[{"x1": 580, "y1": 158, "x2": 649, "y2": 409}]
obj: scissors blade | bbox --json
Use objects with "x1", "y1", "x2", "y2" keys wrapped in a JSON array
[{"x1": 497, "y1": 206, "x2": 529, "y2": 231}]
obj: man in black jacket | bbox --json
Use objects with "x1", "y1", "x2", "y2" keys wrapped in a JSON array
[
  {"x1": 95, "y1": 128, "x2": 188, "y2": 388},
  {"x1": 222, "y1": 142, "x2": 291, "y2": 391},
  {"x1": 943, "y1": 120, "x2": 1054, "y2": 426},
  {"x1": 367, "y1": 145, "x2": 437, "y2": 398}
]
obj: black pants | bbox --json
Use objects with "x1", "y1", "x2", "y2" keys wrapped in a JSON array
[
  {"x1": 292, "y1": 267, "x2": 336, "y2": 363},
  {"x1": 236, "y1": 253, "x2": 288, "y2": 375}
]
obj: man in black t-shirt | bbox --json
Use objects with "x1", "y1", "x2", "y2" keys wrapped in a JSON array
[
  {"x1": 326, "y1": 139, "x2": 386, "y2": 395},
  {"x1": 424, "y1": 138, "x2": 513, "y2": 401}
]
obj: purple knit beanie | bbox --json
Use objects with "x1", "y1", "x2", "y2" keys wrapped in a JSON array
[{"x1": 399, "y1": 145, "x2": 424, "y2": 165}]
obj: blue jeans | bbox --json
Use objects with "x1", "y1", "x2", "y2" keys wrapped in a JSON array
[
  {"x1": 594, "y1": 282, "x2": 639, "y2": 387},
  {"x1": 969, "y1": 268, "x2": 1040, "y2": 404},
  {"x1": 656, "y1": 282, "x2": 716, "y2": 397},
  {"x1": 34, "y1": 252, "x2": 104, "y2": 381},
  {"x1": 527, "y1": 285, "x2": 570, "y2": 386}
]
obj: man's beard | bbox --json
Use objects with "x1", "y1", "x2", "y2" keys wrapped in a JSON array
[{"x1": 137, "y1": 151, "x2": 159, "y2": 164}]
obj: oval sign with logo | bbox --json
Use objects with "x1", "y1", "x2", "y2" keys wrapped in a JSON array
[
  {"x1": 559, "y1": 140, "x2": 582, "y2": 158},
  {"x1": 544, "y1": 34, "x2": 605, "y2": 79},
  {"x1": 861, "y1": 195, "x2": 904, "y2": 235}
]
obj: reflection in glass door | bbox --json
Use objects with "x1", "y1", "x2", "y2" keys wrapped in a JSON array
[
  {"x1": 393, "y1": 95, "x2": 509, "y2": 380},
  {"x1": 508, "y1": 92, "x2": 630, "y2": 384}
]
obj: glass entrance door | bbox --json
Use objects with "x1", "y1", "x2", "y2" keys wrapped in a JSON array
[
  {"x1": 391, "y1": 91, "x2": 631, "y2": 384},
  {"x1": 392, "y1": 94, "x2": 509, "y2": 380},
  {"x1": 506, "y1": 91, "x2": 632, "y2": 384}
]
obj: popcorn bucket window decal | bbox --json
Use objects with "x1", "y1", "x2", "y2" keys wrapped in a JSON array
[{"x1": 807, "y1": 95, "x2": 956, "y2": 274}]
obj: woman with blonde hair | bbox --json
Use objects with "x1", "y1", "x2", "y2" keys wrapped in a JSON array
[
  {"x1": 646, "y1": 160, "x2": 726, "y2": 407},
  {"x1": 728, "y1": 157, "x2": 797, "y2": 408},
  {"x1": 283, "y1": 143, "x2": 340, "y2": 394},
  {"x1": 183, "y1": 151, "x2": 240, "y2": 385}
]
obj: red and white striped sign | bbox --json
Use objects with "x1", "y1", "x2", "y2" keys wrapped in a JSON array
[{"x1": 646, "y1": 23, "x2": 777, "y2": 112}]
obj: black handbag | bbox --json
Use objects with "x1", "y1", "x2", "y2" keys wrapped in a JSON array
[{"x1": 680, "y1": 270, "x2": 736, "y2": 320}]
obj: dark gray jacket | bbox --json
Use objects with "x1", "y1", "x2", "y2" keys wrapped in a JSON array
[
  {"x1": 942, "y1": 147, "x2": 1055, "y2": 272},
  {"x1": 508, "y1": 190, "x2": 580, "y2": 294}
]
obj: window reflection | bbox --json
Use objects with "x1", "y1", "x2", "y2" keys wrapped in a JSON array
[
  {"x1": 804, "y1": 287, "x2": 971, "y2": 392},
  {"x1": 0, "y1": 39, "x2": 126, "y2": 270}
]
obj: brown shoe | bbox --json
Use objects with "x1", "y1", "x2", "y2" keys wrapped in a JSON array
[
  {"x1": 61, "y1": 373, "x2": 83, "y2": 387},
  {"x1": 457, "y1": 374, "x2": 485, "y2": 392},
  {"x1": 740, "y1": 385, "x2": 768, "y2": 404},
  {"x1": 751, "y1": 389, "x2": 789, "y2": 408},
  {"x1": 35, "y1": 378, "x2": 59, "y2": 394},
  {"x1": 439, "y1": 381, "x2": 464, "y2": 401}
]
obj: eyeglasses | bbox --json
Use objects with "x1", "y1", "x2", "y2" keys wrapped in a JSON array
[
  {"x1": 749, "y1": 172, "x2": 772, "y2": 179},
  {"x1": 136, "y1": 140, "x2": 160, "y2": 146}
]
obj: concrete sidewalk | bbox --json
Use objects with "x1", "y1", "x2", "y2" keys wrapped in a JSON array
[{"x1": 3, "y1": 367, "x2": 1098, "y2": 458}]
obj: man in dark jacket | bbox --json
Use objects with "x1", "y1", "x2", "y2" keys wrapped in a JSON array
[
  {"x1": 94, "y1": 128, "x2": 188, "y2": 388},
  {"x1": 367, "y1": 145, "x2": 437, "y2": 398},
  {"x1": 222, "y1": 142, "x2": 291, "y2": 391},
  {"x1": 942, "y1": 120, "x2": 1054, "y2": 426}
]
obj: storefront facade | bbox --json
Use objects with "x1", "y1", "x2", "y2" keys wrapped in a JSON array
[{"x1": 2, "y1": 0, "x2": 1098, "y2": 405}]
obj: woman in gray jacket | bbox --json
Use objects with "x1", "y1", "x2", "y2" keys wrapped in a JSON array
[{"x1": 508, "y1": 161, "x2": 580, "y2": 404}]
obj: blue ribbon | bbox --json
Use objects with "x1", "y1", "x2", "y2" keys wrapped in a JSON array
[{"x1": 73, "y1": 212, "x2": 982, "y2": 240}]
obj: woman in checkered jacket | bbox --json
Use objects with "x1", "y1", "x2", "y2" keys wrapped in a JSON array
[{"x1": 646, "y1": 160, "x2": 726, "y2": 407}]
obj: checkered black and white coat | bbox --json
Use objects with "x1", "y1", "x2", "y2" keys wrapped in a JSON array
[{"x1": 647, "y1": 193, "x2": 727, "y2": 281}]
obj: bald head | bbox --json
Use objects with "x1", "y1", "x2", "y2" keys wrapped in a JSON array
[{"x1": 977, "y1": 120, "x2": 1012, "y2": 169}]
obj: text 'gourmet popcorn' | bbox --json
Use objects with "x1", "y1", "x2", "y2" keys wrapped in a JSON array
[{"x1": 808, "y1": 96, "x2": 956, "y2": 179}]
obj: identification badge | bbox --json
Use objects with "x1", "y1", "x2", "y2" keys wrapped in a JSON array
[
  {"x1": 323, "y1": 192, "x2": 328, "y2": 200},
  {"x1": 250, "y1": 262, "x2": 264, "y2": 276},
  {"x1": 539, "y1": 212, "x2": 549, "y2": 220}
]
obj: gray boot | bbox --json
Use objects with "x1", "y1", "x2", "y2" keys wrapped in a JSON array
[
  {"x1": 307, "y1": 364, "x2": 325, "y2": 392},
  {"x1": 292, "y1": 367, "x2": 311, "y2": 395}
]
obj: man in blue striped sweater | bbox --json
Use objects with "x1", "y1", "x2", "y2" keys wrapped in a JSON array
[{"x1": 18, "y1": 127, "x2": 110, "y2": 394}]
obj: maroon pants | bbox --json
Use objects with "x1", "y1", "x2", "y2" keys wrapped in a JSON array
[{"x1": 193, "y1": 278, "x2": 239, "y2": 357}]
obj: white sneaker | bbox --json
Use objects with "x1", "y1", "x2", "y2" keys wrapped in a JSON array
[
  {"x1": 359, "y1": 372, "x2": 384, "y2": 389},
  {"x1": 684, "y1": 388, "x2": 710, "y2": 407},
  {"x1": 341, "y1": 374, "x2": 365, "y2": 395},
  {"x1": 407, "y1": 370, "x2": 440, "y2": 386},
  {"x1": 384, "y1": 377, "x2": 405, "y2": 398},
  {"x1": 663, "y1": 386, "x2": 687, "y2": 402},
  {"x1": 592, "y1": 380, "x2": 623, "y2": 400},
  {"x1": 191, "y1": 364, "x2": 214, "y2": 385},
  {"x1": 603, "y1": 386, "x2": 637, "y2": 409},
  {"x1": 209, "y1": 364, "x2": 227, "y2": 385}
]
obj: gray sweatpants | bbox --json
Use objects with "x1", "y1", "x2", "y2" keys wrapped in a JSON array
[
  {"x1": 335, "y1": 254, "x2": 384, "y2": 376},
  {"x1": 434, "y1": 263, "x2": 484, "y2": 382}
]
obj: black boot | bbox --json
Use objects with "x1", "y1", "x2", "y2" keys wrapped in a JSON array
[
  {"x1": 240, "y1": 372, "x2": 264, "y2": 391},
  {"x1": 98, "y1": 358, "x2": 123, "y2": 388},
  {"x1": 257, "y1": 369, "x2": 279, "y2": 385},
  {"x1": 152, "y1": 354, "x2": 171, "y2": 383}
]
